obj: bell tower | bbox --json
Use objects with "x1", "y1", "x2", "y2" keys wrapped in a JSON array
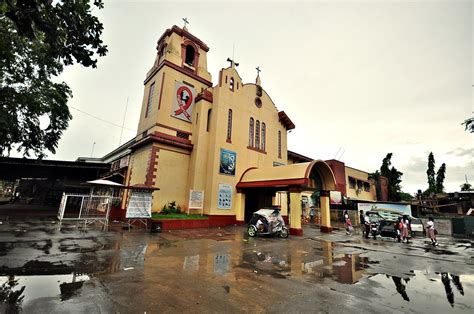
[{"x1": 136, "y1": 24, "x2": 212, "y2": 138}]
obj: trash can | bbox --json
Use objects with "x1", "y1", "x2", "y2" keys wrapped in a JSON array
[{"x1": 150, "y1": 221, "x2": 162, "y2": 233}]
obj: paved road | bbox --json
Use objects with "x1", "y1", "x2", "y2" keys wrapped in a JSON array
[{"x1": 0, "y1": 219, "x2": 473, "y2": 313}]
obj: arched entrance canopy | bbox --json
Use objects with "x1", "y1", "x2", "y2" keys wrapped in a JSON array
[{"x1": 237, "y1": 160, "x2": 336, "y2": 191}]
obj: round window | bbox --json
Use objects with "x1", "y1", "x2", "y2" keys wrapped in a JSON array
[{"x1": 255, "y1": 97, "x2": 262, "y2": 108}]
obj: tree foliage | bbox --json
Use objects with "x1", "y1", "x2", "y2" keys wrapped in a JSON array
[
  {"x1": 425, "y1": 153, "x2": 447, "y2": 195},
  {"x1": 435, "y1": 163, "x2": 446, "y2": 193},
  {"x1": 460, "y1": 183, "x2": 472, "y2": 191},
  {"x1": 373, "y1": 153, "x2": 403, "y2": 202},
  {"x1": 426, "y1": 152, "x2": 436, "y2": 192},
  {"x1": 0, "y1": 0, "x2": 107, "y2": 158},
  {"x1": 462, "y1": 116, "x2": 474, "y2": 133},
  {"x1": 399, "y1": 191, "x2": 414, "y2": 201}
]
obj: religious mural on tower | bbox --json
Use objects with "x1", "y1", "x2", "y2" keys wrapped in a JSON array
[{"x1": 171, "y1": 81, "x2": 196, "y2": 123}]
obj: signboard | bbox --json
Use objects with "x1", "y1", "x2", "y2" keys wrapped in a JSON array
[
  {"x1": 188, "y1": 190, "x2": 204, "y2": 209},
  {"x1": 217, "y1": 184, "x2": 232, "y2": 209},
  {"x1": 125, "y1": 191, "x2": 152, "y2": 218},
  {"x1": 219, "y1": 149, "x2": 236, "y2": 176},
  {"x1": 357, "y1": 202, "x2": 412, "y2": 216},
  {"x1": 330, "y1": 191, "x2": 342, "y2": 205},
  {"x1": 171, "y1": 81, "x2": 195, "y2": 123}
]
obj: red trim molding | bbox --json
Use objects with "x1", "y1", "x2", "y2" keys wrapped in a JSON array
[
  {"x1": 195, "y1": 89, "x2": 213, "y2": 103},
  {"x1": 237, "y1": 178, "x2": 308, "y2": 189},
  {"x1": 278, "y1": 111, "x2": 295, "y2": 130},
  {"x1": 145, "y1": 146, "x2": 160, "y2": 186},
  {"x1": 290, "y1": 228, "x2": 303, "y2": 236},
  {"x1": 320, "y1": 226, "x2": 333, "y2": 233},
  {"x1": 151, "y1": 215, "x2": 237, "y2": 230},
  {"x1": 131, "y1": 131, "x2": 194, "y2": 151},
  {"x1": 157, "y1": 25, "x2": 209, "y2": 53},
  {"x1": 247, "y1": 146, "x2": 267, "y2": 154},
  {"x1": 145, "y1": 60, "x2": 212, "y2": 87}
]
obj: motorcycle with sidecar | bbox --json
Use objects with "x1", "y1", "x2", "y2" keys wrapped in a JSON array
[{"x1": 247, "y1": 208, "x2": 289, "y2": 238}]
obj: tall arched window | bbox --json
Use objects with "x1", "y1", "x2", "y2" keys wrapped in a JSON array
[
  {"x1": 261, "y1": 123, "x2": 266, "y2": 151},
  {"x1": 226, "y1": 109, "x2": 232, "y2": 142},
  {"x1": 255, "y1": 120, "x2": 260, "y2": 149},
  {"x1": 185, "y1": 44, "x2": 195, "y2": 66},
  {"x1": 206, "y1": 109, "x2": 212, "y2": 132},
  {"x1": 249, "y1": 118, "x2": 254, "y2": 147},
  {"x1": 229, "y1": 78, "x2": 234, "y2": 91},
  {"x1": 278, "y1": 130, "x2": 282, "y2": 158}
]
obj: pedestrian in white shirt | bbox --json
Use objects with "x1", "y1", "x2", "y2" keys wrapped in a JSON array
[{"x1": 426, "y1": 217, "x2": 438, "y2": 246}]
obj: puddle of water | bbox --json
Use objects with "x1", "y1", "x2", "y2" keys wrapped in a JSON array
[
  {"x1": 0, "y1": 273, "x2": 90, "y2": 311},
  {"x1": 363, "y1": 271, "x2": 474, "y2": 312}
]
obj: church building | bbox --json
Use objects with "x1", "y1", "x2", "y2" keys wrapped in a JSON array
[{"x1": 121, "y1": 24, "x2": 339, "y2": 235}]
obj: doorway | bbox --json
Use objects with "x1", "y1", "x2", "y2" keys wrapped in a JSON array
[{"x1": 244, "y1": 188, "x2": 274, "y2": 222}]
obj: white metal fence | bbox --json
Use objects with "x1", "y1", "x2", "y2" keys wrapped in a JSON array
[{"x1": 58, "y1": 193, "x2": 120, "y2": 230}]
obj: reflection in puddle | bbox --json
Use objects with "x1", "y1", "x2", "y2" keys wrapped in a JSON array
[
  {"x1": 0, "y1": 273, "x2": 90, "y2": 311},
  {"x1": 366, "y1": 271, "x2": 473, "y2": 311}
]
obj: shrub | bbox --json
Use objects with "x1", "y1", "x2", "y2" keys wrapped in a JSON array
[{"x1": 161, "y1": 201, "x2": 182, "y2": 214}]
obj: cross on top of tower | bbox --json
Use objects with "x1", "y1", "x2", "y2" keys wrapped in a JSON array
[
  {"x1": 226, "y1": 57, "x2": 239, "y2": 68},
  {"x1": 256, "y1": 66, "x2": 261, "y2": 75},
  {"x1": 182, "y1": 18, "x2": 189, "y2": 29}
]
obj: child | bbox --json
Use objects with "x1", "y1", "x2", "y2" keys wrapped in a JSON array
[
  {"x1": 345, "y1": 214, "x2": 353, "y2": 235},
  {"x1": 426, "y1": 217, "x2": 438, "y2": 246}
]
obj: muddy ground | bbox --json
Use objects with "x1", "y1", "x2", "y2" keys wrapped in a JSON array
[{"x1": 0, "y1": 218, "x2": 473, "y2": 313}]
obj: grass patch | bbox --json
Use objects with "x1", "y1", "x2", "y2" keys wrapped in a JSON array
[{"x1": 151, "y1": 213, "x2": 208, "y2": 220}]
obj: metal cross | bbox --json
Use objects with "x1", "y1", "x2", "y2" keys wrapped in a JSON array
[
  {"x1": 227, "y1": 57, "x2": 239, "y2": 67},
  {"x1": 182, "y1": 18, "x2": 189, "y2": 28},
  {"x1": 256, "y1": 66, "x2": 261, "y2": 75}
]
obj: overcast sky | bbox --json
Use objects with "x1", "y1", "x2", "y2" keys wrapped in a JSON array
[{"x1": 24, "y1": 0, "x2": 473, "y2": 194}]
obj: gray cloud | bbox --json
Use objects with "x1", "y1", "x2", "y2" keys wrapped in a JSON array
[{"x1": 446, "y1": 146, "x2": 474, "y2": 158}]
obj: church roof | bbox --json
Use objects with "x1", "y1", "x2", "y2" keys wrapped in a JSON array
[
  {"x1": 157, "y1": 25, "x2": 209, "y2": 52},
  {"x1": 278, "y1": 111, "x2": 295, "y2": 130}
]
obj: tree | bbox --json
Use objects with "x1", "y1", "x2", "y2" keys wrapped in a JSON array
[
  {"x1": 389, "y1": 166, "x2": 403, "y2": 201},
  {"x1": 399, "y1": 192, "x2": 414, "y2": 201},
  {"x1": 373, "y1": 153, "x2": 403, "y2": 201},
  {"x1": 380, "y1": 153, "x2": 392, "y2": 178},
  {"x1": 462, "y1": 116, "x2": 474, "y2": 133},
  {"x1": 435, "y1": 163, "x2": 446, "y2": 193},
  {"x1": 0, "y1": 0, "x2": 107, "y2": 158},
  {"x1": 460, "y1": 183, "x2": 472, "y2": 191},
  {"x1": 426, "y1": 152, "x2": 436, "y2": 193}
]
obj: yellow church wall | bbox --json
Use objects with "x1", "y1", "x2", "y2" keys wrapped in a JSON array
[
  {"x1": 345, "y1": 166, "x2": 376, "y2": 201},
  {"x1": 127, "y1": 145, "x2": 151, "y2": 187},
  {"x1": 185, "y1": 98, "x2": 213, "y2": 214},
  {"x1": 153, "y1": 147, "x2": 191, "y2": 212},
  {"x1": 202, "y1": 67, "x2": 289, "y2": 216}
]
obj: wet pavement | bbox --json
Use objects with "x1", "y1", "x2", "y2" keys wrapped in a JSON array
[{"x1": 0, "y1": 219, "x2": 473, "y2": 313}]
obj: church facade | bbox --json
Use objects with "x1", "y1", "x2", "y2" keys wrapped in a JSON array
[{"x1": 122, "y1": 25, "x2": 339, "y2": 235}]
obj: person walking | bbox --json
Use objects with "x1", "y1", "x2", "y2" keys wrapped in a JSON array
[
  {"x1": 344, "y1": 210, "x2": 353, "y2": 235},
  {"x1": 359, "y1": 210, "x2": 365, "y2": 237},
  {"x1": 364, "y1": 212, "x2": 371, "y2": 239},
  {"x1": 395, "y1": 217, "x2": 402, "y2": 243},
  {"x1": 426, "y1": 217, "x2": 438, "y2": 246},
  {"x1": 401, "y1": 215, "x2": 411, "y2": 243}
]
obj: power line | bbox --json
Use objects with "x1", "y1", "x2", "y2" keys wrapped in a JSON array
[{"x1": 69, "y1": 105, "x2": 136, "y2": 132}]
